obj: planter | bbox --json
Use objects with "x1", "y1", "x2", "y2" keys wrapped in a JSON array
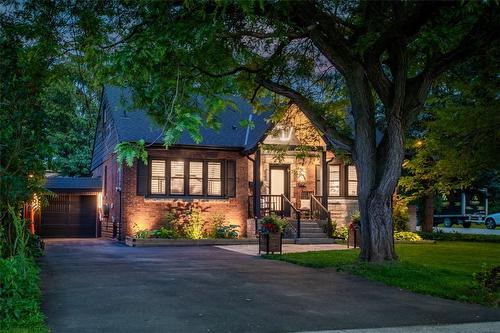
[
  {"x1": 125, "y1": 236, "x2": 258, "y2": 247},
  {"x1": 347, "y1": 223, "x2": 360, "y2": 248},
  {"x1": 258, "y1": 232, "x2": 283, "y2": 254}
]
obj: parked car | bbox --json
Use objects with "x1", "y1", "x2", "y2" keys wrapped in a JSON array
[{"x1": 485, "y1": 213, "x2": 500, "y2": 229}]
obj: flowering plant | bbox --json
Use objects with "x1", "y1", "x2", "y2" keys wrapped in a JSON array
[{"x1": 259, "y1": 213, "x2": 288, "y2": 234}]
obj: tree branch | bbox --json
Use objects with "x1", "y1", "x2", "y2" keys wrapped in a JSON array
[{"x1": 256, "y1": 76, "x2": 353, "y2": 151}]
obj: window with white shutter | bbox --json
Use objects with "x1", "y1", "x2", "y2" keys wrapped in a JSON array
[
  {"x1": 170, "y1": 161, "x2": 185, "y2": 195},
  {"x1": 207, "y1": 162, "x2": 222, "y2": 196},
  {"x1": 328, "y1": 164, "x2": 340, "y2": 196},
  {"x1": 150, "y1": 160, "x2": 166, "y2": 194},
  {"x1": 189, "y1": 161, "x2": 203, "y2": 195},
  {"x1": 347, "y1": 165, "x2": 358, "y2": 196}
]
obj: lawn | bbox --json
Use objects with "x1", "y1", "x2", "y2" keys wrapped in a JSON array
[{"x1": 265, "y1": 241, "x2": 500, "y2": 306}]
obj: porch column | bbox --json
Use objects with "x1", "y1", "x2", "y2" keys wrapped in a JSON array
[
  {"x1": 253, "y1": 149, "x2": 261, "y2": 219},
  {"x1": 321, "y1": 150, "x2": 328, "y2": 209}
]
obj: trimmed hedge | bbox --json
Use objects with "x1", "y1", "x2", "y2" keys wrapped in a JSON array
[
  {"x1": 419, "y1": 231, "x2": 500, "y2": 243},
  {"x1": 0, "y1": 255, "x2": 45, "y2": 330}
]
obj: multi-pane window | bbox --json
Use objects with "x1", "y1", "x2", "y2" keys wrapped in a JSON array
[
  {"x1": 148, "y1": 159, "x2": 235, "y2": 197},
  {"x1": 207, "y1": 162, "x2": 222, "y2": 196},
  {"x1": 328, "y1": 164, "x2": 340, "y2": 196},
  {"x1": 189, "y1": 161, "x2": 203, "y2": 195},
  {"x1": 151, "y1": 160, "x2": 166, "y2": 194},
  {"x1": 347, "y1": 165, "x2": 358, "y2": 196},
  {"x1": 170, "y1": 161, "x2": 185, "y2": 195}
]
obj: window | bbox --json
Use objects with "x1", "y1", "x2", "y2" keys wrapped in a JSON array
[
  {"x1": 170, "y1": 161, "x2": 185, "y2": 195},
  {"x1": 189, "y1": 161, "x2": 203, "y2": 195},
  {"x1": 147, "y1": 158, "x2": 236, "y2": 197},
  {"x1": 151, "y1": 160, "x2": 166, "y2": 194},
  {"x1": 271, "y1": 125, "x2": 293, "y2": 142},
  {"x1": 347, "y1": 165, "x2": 358, "y2": 196},
  {"x1": 328, "y1": 164, "x2": 340, "y2": 196},
  {"x1": 207, "y1": 162, "x2": 222, "y2": 196},
  {"x1": 225, "y1": 160, "x2": 236, "y2": 197},
  {"x1": 315, "y1": 165, "x2": 321, "y2": 196}
]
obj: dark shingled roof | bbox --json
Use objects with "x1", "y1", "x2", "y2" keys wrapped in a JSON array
[
  {"x1": 44, "y1": 177, "x2": 102, "y2": 191},
  {"x1": 104, "y1": 86, "x2": 273, "y2": 149}
]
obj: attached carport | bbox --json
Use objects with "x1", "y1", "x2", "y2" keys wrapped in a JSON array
[{"x1": 38, "y1": 177, "x2": 102, "y2": 238}]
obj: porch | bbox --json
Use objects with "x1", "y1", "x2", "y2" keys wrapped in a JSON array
[{"x1": 246, "y1": 145, "x2": 359, "y2": 241}]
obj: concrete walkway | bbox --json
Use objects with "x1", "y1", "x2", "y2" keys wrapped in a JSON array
[
  {"x1": 303, "y1": 321, "x2": 500, "y2": 333},
  {"x1": 217, "y1": 243, "x2": 348, "y2": 256},
  {"x1": 40, "y1": 239, "x2": 500, "y2": 333}
]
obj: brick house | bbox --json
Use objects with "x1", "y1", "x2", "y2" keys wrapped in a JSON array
[{"x1": 91, "y1": 87, "x2": 359, "y2": 241}]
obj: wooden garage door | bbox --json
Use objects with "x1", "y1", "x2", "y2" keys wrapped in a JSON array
[{"x1": 41, "y1": 194, "x2": 97, "y2": 237}]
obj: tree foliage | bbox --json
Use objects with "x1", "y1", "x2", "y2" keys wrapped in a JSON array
[{"x1": 399, "y1": 49, "x2": 500, "y2": 203}]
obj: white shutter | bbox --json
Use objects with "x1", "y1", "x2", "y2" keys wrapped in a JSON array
[
  {"x1": 189, "y1": 161, "x2": 203, "y2": 195},
  {"x1": 207, "y1": 162, "x2": 222, "y2": 196},
  {"x1": 170, "y1": 161, "x2": 184, "y2": 194},
  {"x1": 151, "y1": 160, "x2": 166, "y2": 194},
  {"x1": 328, "y1": 165, "x2": 340, "y2": 196},
  {"x1": 347, "y1": 165, "x2": 358, "y2": 196}
]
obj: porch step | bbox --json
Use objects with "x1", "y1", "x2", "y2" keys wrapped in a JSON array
[
  {"x1": 301, "y1": 232, "x2": 329, "y2": 238},
  {"x1": 295, "y1": 238, "x2": 336, "y2": 245}
]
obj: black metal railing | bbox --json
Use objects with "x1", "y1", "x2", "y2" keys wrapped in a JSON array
[
  {"x1": 282, "y1": 194, "x2": 301, "y2": 238},
  {"x1": 311, "y1": 195, "x2": 333, "y2": 237},
  {"x1": 248, "y1": 194, "x2": 290, "y2": 218}
]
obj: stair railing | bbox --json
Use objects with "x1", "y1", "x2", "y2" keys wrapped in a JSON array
[
  {"x1": 281, "y1": 194, "x2": 301, "y2": 238},
  {"x1": 311, "y1": 195, "x2": 332, "y2": 237}
]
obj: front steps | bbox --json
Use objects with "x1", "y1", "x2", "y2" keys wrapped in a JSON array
[{"x1": 287, "y1": 219, "x2": 335, "y2": 244}]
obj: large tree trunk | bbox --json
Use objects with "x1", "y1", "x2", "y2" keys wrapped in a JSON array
[
  {"x1": 359, "y1": 190, "x2": 397, "y2": 261},
  {"x1": 346, "y1": 69, "x2": 403, "y2": 262},
  {"x1": 422, "y1": 193, "x2": 434, "y2": 233}
]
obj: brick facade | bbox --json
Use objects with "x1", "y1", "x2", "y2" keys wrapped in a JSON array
[{"x1": 96, "y1": 148, "x2": 249, "y2": 239}]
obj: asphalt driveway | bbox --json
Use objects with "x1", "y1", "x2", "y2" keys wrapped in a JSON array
[{"x1": 39, "y1": 239, "x2": 500, "y2": 333}]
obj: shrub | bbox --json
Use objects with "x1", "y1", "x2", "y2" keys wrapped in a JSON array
[
  {"x1": 350, "y1": 211, "x2": 361, "y2": 224},
  {"x1": 215, "y1": 225, "x2": 239, "y2": 239},
  {"x1": 472, "y1": 265, "x2": 500, "y2": 307},
  {"x1": 184, "y1": 209, "x2": 205, "y2": 239},
  {"x1": 419, "y1": 231, "x2": 500, "y2": 243},
  {"x1": 333, "y1": 225, "x2": 349, "y2": 240},
  {"x1": 393, "y1": 200, "x2": 409, "y2": 232},
  {"x1": 134, "y1": 229, "x2": 150, "y2": 239},
  {"x1": 209, "y1": 214, "x2": 239, "y2": 239},
  {"x1": 0, "y1": 255, "x2": 45, "y2": 329},
  {"x1": 394, "y1": 231, "x2": 422, "y2": 242},
  {"x1": 151, "y1": 225, "x2": 178, "y2": 239}
]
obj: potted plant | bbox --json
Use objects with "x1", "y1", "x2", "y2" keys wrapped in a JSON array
[
  {"x1": 348, "y1": 211, "x2": 361, "y2": 248},
  {"x1": 258, "y1": 213, "x2": 287, "y2": 254}
]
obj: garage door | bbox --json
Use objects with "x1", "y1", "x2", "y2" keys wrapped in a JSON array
[{"x1": 41, "y1": 194, "x2": 97, "y2": 237}]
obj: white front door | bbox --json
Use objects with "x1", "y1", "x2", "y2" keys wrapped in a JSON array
[{"x1": 270, "y1": 166, "x2": 289, "y2": 214}]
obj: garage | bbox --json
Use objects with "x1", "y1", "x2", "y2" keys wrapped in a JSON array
[{"x1": 39, "y1": 177, "x2": 102, "y2": 238}]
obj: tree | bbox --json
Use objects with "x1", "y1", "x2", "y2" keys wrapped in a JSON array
[
  {"x1": 82, "y1": 1, "x2": 499, "y2": 261},
  {"x1": 399, "y1": 49, "x2": 500, "y2": 231},
  {"x1": 42, "y1": 65, "x2": 100, "y2": 176}
]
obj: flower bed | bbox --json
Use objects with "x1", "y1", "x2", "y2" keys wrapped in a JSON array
[{"x1": 125, "y1": 236, "x2": 258, "y2": 247}]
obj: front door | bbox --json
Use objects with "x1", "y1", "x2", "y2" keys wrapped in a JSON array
[{"x1": 270, "y1": 165, "x2": 290, "y2": 216}]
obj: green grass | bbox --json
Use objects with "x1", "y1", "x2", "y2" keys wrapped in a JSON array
[
  {"x1": 0, "y1": 327, "x2": 49, "y2": 333},
  {"x1": 265, "y1": 242, "x2": 500, "y2": 306}
]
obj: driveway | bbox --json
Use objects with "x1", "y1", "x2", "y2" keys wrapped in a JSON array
[{"x1": 39, "y1": 239, "x2": 500, "y2": 333}]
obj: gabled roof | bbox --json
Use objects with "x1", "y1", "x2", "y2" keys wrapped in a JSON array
[
  {"x1": 44, "y1": 176, "x2": 102, "y2": 192},
  {"x1": 103, "y1": 86, "x2": 273, "y2": 150}
]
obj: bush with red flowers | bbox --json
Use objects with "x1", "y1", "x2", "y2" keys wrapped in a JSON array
[{"x1": 259, "y1": 214, "x2": 288, "y2": 234}]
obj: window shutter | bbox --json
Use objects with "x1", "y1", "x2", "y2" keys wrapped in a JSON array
[
  {"x1": 226, "y1": 160, "x2": 236, "y2": 197},
  {"x1": 137, "y1": 160, "x2": 148, "y2": 196}
]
